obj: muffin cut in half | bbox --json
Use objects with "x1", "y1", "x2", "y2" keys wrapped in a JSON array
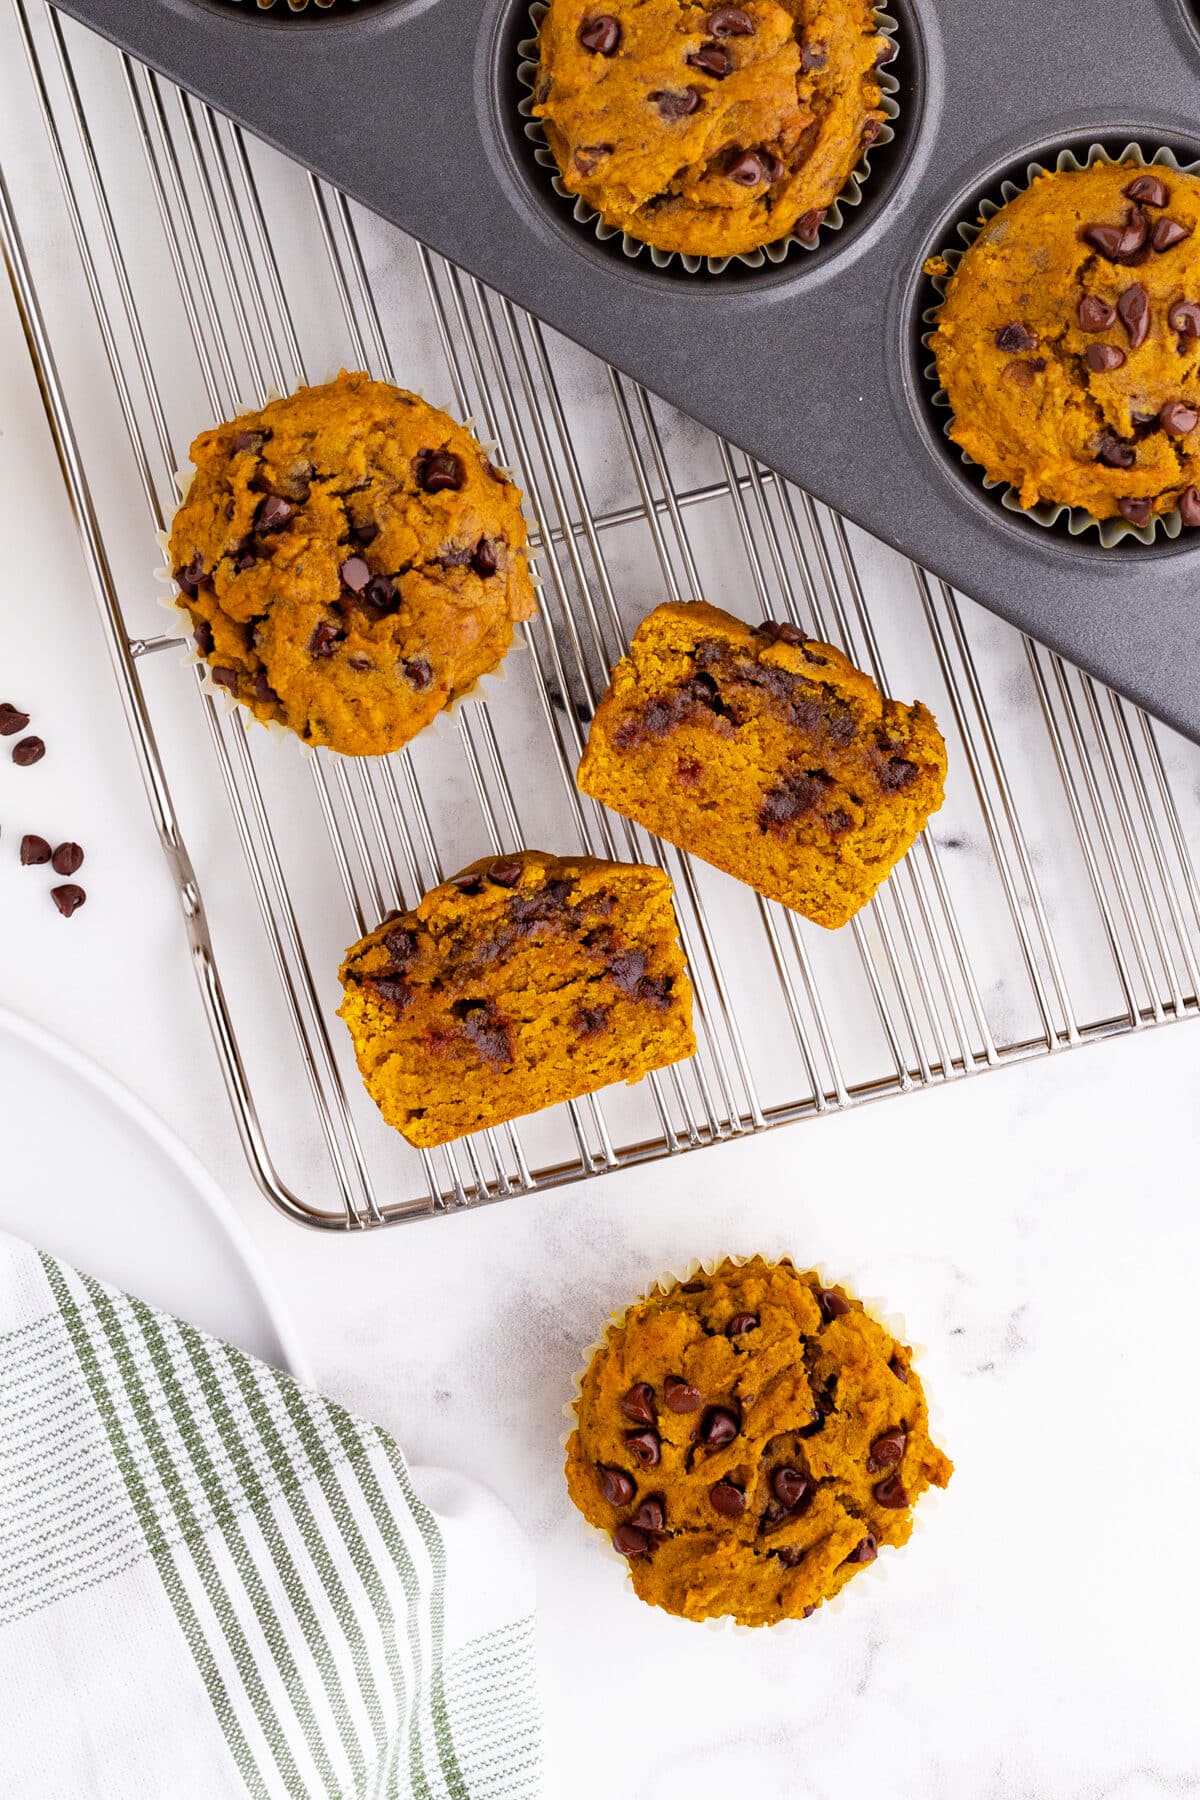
[
  {"x1": 338, "y1": 851, "x2": 695, "y2": 1147},
  {"x1": 577, "y1": 600, "x2": 946, "y2": 928}
]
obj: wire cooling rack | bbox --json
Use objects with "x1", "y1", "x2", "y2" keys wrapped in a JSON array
[{"x1": 3, "y1": 1, "x2": 1200, "y2": 1230}]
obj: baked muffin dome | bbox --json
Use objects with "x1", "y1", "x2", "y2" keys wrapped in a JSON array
[
  {"x1": 168, "y1": 372, "x2": 536, "y2": 756},
  {"x1": 929, "y1": 161, "x2": 1200, "y2": 527},
  {"x1": 565, "y1": 1256, "x2": 952, "y2": 1625},
  {"x1": 532, "y1": 0, "x2": 889, "y2": 259}
]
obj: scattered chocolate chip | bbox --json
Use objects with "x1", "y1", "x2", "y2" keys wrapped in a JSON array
[
  {"x1": 1160, "y1": 400, "x2": 1199, "y2": 437},
  {"x1": 1078, "y1": 295, "x2": 1117, "y2": 331},
  {"x1": 417, "y1": 450, "x2": 464, "y2": 493},
  {"x1": 867, "y1": 1429, "x2": 906, "y2": 1471},
  {"x1": 364, "y1": 574, "x2": 398, "y2": 611},
  {"x1": 368, "y1": 975, "x2": 413, "y2": 1011},
  {"x1": 771, "y1": 1466, "x2": 808, "y2": 1509},
  {"x1": 488, "y1": 858, "x2": 524, "y2": 887},
  {"x1": 612, "y1": 1523, "x2": 650, "y2": 1557},
  {"x1": 0, "y1": 704, "x2": 31, "y2": 736},
  {"x1": 597, "y1": 1464, "x2": 636, "y2": 1505},
  {"x1": 232, "y1": 429, "x2": 261, "y2": 452},
  {"x1": 726, "y1": 1312, "x2": 758, "y2": 1336},
  {"x1": 818, "y1": 1288, "x2": 850, "y2": 1320},
  {"x1": 51, "y1": 883, "x2": 86, "y2": 918},
  {"x1": 879, "y1": 756, "x2": 918, "y2": 793},
  {"x1": 708, "y1": 5, "x2": 754, "y2": 31},
  {"x1": 698, "y1": 1405, "x2": 739, "y2": 1448},
  {"x1": 173, "y1": 554, "x2": 207, "y2": 596},
  {"x1": 1180, "y1": 486, "x2": 1200, "y2": 526},
  {"x1": 1085, "y1": 343, "x2": 1126, "y2": 373},
  {"x1": 1117, "y1": 283, "x2": 1150, "y2": 349},
  {"x1": 1096, "y1": 431, "x2": 1136, "y2": 470},
  {"x1": 773, "y1": 1544, "x2": 806, "y2": 1568},
  {"x1": 664, "y1": 1375, "x2": 703, "y2": 1413},
  {"x1": 889, "y1": 1355, "x2": 909, "y2": 1384},
  {"x1": 20, "y1": 834, "x2": 51, "y2": 866},
  {"x1": 1125, "y1": 174, "x2": 1168, "y2": 208},
  {"x1": 649, "y1": 86, "x2": 704, "y2": 118},
  {"x1": 1087, "y1": 205, "x2": 1150, "y2": 263},
  {"x1": 12, "y1": 737, "x2": 45, "y2": 766},
  {"x1": 254, "y1": 494, "x2": 293, "y2": 532},
  {"x1": 574, "y1": 1004, "x2": 611, "y2": 1037},
  {"x1": 608, "y1": 950, "x2": 648, "y2": 993},
  {"x1": 339, "y1": 555, "x2": 371, "y2": 593},
  {"x1": 192, "y1": 621, "x2": 215, "y2": 657},
  {"x1": 211, "y1": 665, "x2": 239, "y2": 691},
  {"x1": 233, "y1": 545, "x2": 258, "y2": 574},
  {"x1": 349, "y1": 520, "x2": 379, "y2": 548},
  {"x1": 687, "y1": 43, "x2": 730, "y2": 75},
  {"x1": 623, "y1": 1428, "x2": 661, "y2": 1468},
  {"x1": 384, "y1": 927, "x2": 417, "y2": 965},
  {"x1": 51, "y1": 841, "x2": 84, "y2": 876},
  {"x1": 308, "y1": 623, "x2": 341, "y2": 659},
  {"x1": 1152, "y1": 218, "x2": 1191, "y2": 254},
  {"x1": 470, "y1": 538, "x2": 499, "y2": 578},
  {"x1": 709, "y1": 1480, "x2": 745, "y2": 1518},
  {"x1": 1168, "y1": 300, "x2": 1200, "y2": 339},
  {"x1": 798, "y1": 39, "x2": 829, "y2": 72},
  {"x1": 403, "y1": 658, "x2": 433, "y2": 690},
  {"x1": 874, "y1": 1473, "x2": 909, "y2": 1508},
  {"x1": 1118, "y1": 496, "x2": 1153, "y2": 525},
  {"x1": 847, "y1": 1533, "x2": 877, "y2": 1564},
  {"x1": 573, "y1": 144, "x2": 612, "y2": 177},
  {"x1": 759, "y1": 618, "x2": 804, "y2": 646},
  {"x1": 577, "y1": 13, "x2": 621, "y2": 53},
  {"x1": 450, "y1": 872, "x2": 482, "y2": 895},
  {"x1": 620, "y1": 1382, "x2": 657, "y2": 1426},
  {"x1": 630, "y1": 1497, "x2": 665, "y2": 1534},
  {"x1": 796, "y1": 208, "x2": 826, "y2": 244}
]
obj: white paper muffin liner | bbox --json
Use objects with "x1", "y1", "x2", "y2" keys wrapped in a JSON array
[
  {"x1": 518, "y1": 2, "x2": 900, "y2": 274},
  {"x1": 159, "y1": 380, "x2": 537, "y2": 756},
  {"x1": 217, "y1": 0, "x2": 368, "y2": 14},
  {"x1": 564, "y1": 1250, "x2": 946, "y2": 1635},
  {"x1": 923, "y1": 141, "x2": 1200, "y2": 548}
]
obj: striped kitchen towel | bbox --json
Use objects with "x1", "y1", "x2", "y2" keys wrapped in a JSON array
[{"x1": 0, "y1": 1233, "x2": 542, "y2": 1800}]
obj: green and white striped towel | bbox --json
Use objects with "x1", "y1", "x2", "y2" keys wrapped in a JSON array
[{"x1": 0, "y1": 1233, "x2": 542, "y2": 1800}]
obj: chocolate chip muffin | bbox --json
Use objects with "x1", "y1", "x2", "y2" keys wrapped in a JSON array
[
  {"x1": 929, "y1": 160, "x2": 1200, "y2": 527},
  {"x1": 338, "y1": 850, "x2": 695, "y2": 1147},
  {"x1": 577, "y1": 600, "x2": 946, "y2": 929},
  {"x1": 532, "y1": 0, "x2": 890, "y2": 259},
  {"x1": 168, "y1": 372, "x2": 536, "y2": 755},
  {"x1": 566, "y1": 1256, "x2": 952, "y2": 1626}
]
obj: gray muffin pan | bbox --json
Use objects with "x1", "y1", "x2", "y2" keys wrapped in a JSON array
[{"x1": 53, "y1": 0, "x2": 1200, "y2": 741}]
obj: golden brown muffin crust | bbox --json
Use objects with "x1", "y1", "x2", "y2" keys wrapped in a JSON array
[
  {"x1": 533, "y1": 0, "x2": 888, "y2": 258},
  {"x1": 168, "y1": 371, "x2": 536, "y2": 756},
  {"x1": 566, "y1": 1256, "x2": 952, "y2": 1625},
  {"x1": 929, "y1": 161, "x2": 1200, "y2": 525}
]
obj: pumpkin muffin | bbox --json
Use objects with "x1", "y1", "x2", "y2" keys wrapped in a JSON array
[
  {"x1": 168, "y1": 372, "x2": 536, "y2": 755},
  {"x1": 929, "y1": 160, "x2": 1200, "y2": 527},
  {"x1": 531, "y1": 0, "x2": 890, "y2": 259},
  {"x1": 577, "y1": 600, "x2": 946, "y2": 929},
  {"x1": 566, "y1": 1256, "x2": 952, "y2": 1626},
  {"x1": 338, "y1": 850, "x2": 695, "y2": 1147}
]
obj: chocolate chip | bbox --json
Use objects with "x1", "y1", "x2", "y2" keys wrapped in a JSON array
[
  {"x1": 800, "y1": 40, "x2": 828, "y2": 70},
  {"x1": 818, "y1": 1288, "x2": 850, "y2": 1320},
  {"x1": 650, "y1": 86, "x2": 703, "y2": 117},
  {"x1": 874, "y1": 1473, "x2": 908, "y2": 1508},
  {"x1": 995, "y1": 322, "x2": 1038, "y2": 353},
  {"x1": 470, "y1": 538, "x2": 499, "y2": 578},
  {"x1": 367, "y1": 975, "x2": 413, "y2": 1011},
  {"x1": 488, "y1": 858, "x2": 524, "y2": 887},
  {"x1": 349, "y1": 520, "x2": 379, "y2": 548},
  {"x1": 612, "y1": 1523, "x2": 650, "y2": 1557},
  {"x1": 364, "y1": 573, "x2": 398, "y2": 611},
  {"x1": 1118, "y1": 496, "x2": 1153, "y2": 525},
  {"x1": 0, "y1": 704, "x2": 30, "y2": 736},
  {"x1": 1180, "y1": 486, "x2": 1200, "y2": 526},
  {"x1": 867, "y1": 1429, "x2": 906, "y2": 1471},
  {"x1": 773, "y1": 1545, "x2": 805, "y2": 1568},
  {"x1": 51, "y1": 883, "x2": 86, "y2": 918},
  {"x1": 630, "y1": 1496, "x2": 665, "y2": 1534},
  {"x1": 597, "y1": 1464, "x2": 636, "y2": 1505},
  {"x1": 709, "y1": 1480, "x2": 745, "y2": 1518},
  {"x1": 726, "y1": 1312, "x2": 758, "y2": 1336},
  {"x1": 1125, "y1": 174, "x2": 1168, "y2": 208},
  {"x1": 340, "y1": 555, "x2": 371, "y2": 593},
  {"x1": 192, "y1": 621, "x2": 215, "y2": 657},
  {"x1": 1078, "y1": 295, "x2": 1117, "y2": 331},
  {"x1": 759, "y1": 619, "x2": 804, "y2": 645},
  {"x1": 698, "y1": 1405, "x2": 739, "y2": 1448},
  {"x1": 726, "y1": 150, "x2": 767, "y2": 187},
  {"x1": 232, "y1": 429, "x2": 261, "y2": 452},
  {"x1": 687, "y1": 43, "x2": 730, "y2": 75},
  {"x1": 1117, "y1": 283, "x2": 1150, "y2": 349},
  {"x1": 254, "y1": 494, "x2": 292, "y2": 532},
  {"x1": 233, "y1": 545, "x2": 257, "y2": 574},
  {"x1": 1085, "y1": 343, "x2": 1126, "y2": 373},
  {"x1": 623, "y1": 1428, "x2": 661, "y2": 1468},
  {"x1": 308, "y1": 623, "x2": 341, "y2": 659},
  {"x1": 20, "y1": 834, "x2": 51, "y2": 866},
  {"x1": 889, "y1": 1355, "x2": 909, "y2": 1384},
  {"x1": 1168, "y1": 300, "x2": 1200, "y2": 339},
  {"x1": 384, "y1": 928, "x2": 416, "y2": 966},
  {"x1": 1160, "y1": 400, "x2": 1199, "y2": 437},
  {"x1": 211, "y1": 666, "x2": 239, "y2": 691},
  {"x1": 51, "y1": 841, "x2": 84, "y2": 876},
  {"x1": 847, "y1": 1533, "x2": 877, "y2": 1564},
  {"x1": 12, "y1": 737, "x2": 45, "y2": 766},
  {"x1": 771, "y1": 1466, "x2": 808, "y2": 1509},
  {"x1": 450, "y1": 872, "x2": 482, "y2": 895},
  {"x1": 708, "y1": 5, "x2": 753, "y2": 30},
  {"x1": 173, "y1": 554, "x2": 207, "y2": 596},
  {"x1": 1085, "y1": 206, "x2": 1149, "y2": 262},
  {"x1": 577, "y1": 13, "x2": 621, "y2": 53},
  {"x1": 620, "y1": 1382, "x2": 657, "y2": 1426},
  {"x1": 574, "y1": 1004, "x2": 611, "y2": 1037},
  {"x1": 1152, "y1": 218, "x2": 1191, "y2": 253},
  {"x1": 418, "y1": 450, "x2": 464, "y2": 493},
  {"x1": 796, "y1": 208, "x2": 826, "y2": 244},
  {"x1": 573, "y1": 145, "x2": 612, "y2": 177},
  {"x1": 608, "y1": 950, "x2": 648, "y2": 993},
  {"x1": 403, "y1": 658, "x2": 433, "y2": 690},
  {"x1": 880, "y1": 756, "x2": 918, "y2": 793},
  {"x1": 1096, "y1": 431, "x2": 1136, "y2": 470},
  {"x1": 664, "y1": 1375, "x2": 703, "y2": 1413}
]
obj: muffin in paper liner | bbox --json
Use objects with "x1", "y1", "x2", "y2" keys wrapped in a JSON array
[
  {"x1": 562, "y1": 1251, "x2": 951, "y2": 1632},
  {"x1": 160, "y1": 377, "x2": 539, "y2": 756},
  {"x1": 922, "y1": 141, "x2": 1200, "y2": 548},
  {"x1": 517, "y1": 1, "x2": 900, "y2": 275}
]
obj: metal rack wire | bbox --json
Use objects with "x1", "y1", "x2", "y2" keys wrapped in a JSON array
[{"x1": 3, "y1": 0, "x2": 1199, "y2": 1229}]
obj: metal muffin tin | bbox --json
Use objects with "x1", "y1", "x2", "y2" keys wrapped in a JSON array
[{"x1": 52, "y1": 0, "x2": 1200, "y2": 742}]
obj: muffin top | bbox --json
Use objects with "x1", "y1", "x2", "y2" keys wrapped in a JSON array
[
  {"x1": 929, "y1": 161, "x2": 1200, "y2": 527},
  {"x1": 565, "y1": 1256, "x2": 952, "y2": 1625},
  {"x1": 532, "y1": 0, "x2": 888, "y2": 259},
  {"x1": 168, "y1": 372, "x2": 536, "y2": 757}
]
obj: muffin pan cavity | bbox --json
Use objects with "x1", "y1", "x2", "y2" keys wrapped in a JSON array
[{"x1": 195, "y1": 0, "x2": 399, "y2": 22}]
